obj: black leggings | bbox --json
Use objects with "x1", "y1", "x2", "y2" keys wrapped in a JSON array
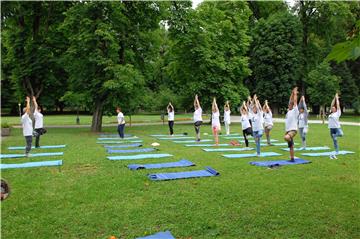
[
  {"x1": 194, "y1": 121, "x2": 202, "y2": 134},
  {"x1": 243, "y1": 127, "x2": 253, "y2": 147},
  {"x1": 25, "y1": 136, "x2": 32, "y2": 153},
  {"x1": 168, "y1": 121, "x2": 174, "y2": 135}
]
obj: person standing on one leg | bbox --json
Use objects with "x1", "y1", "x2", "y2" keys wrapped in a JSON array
[
  {"x1": 33, "y1": 96, "x2": 45, "y2": 148},
  {"x1": 298, "y1": 96, "x2": 309, "y2": 150},
  {"x1": 193, "y1": 95, "x2": 203, "y2": 142},
  {"x1": 284, "y1": 87, "x2": 299, "y2": 162},
  {"x1": 240, "y1": 101, "x2": 252, "y2": 149},
  {"x1": 263, "y1": 100, "x2": 274, "y2": 146},
  {"x1": 167, "y1": 102, "x2": 175, "y2": 136},
  {"x1": 328, "y1": 93, "x2": 343, "y2": 159},
  {"x1": 116, "y1": 107, "x2": 126, "y2": 139},
  {"x1": 21, "y1": 97, "x2": 33, "y2": 157},
  {"x1": 251, "y1": 95, "x2": 264, "y2": 157},
  {"x1": 224, "y1": 101, "x2": 231, "y2": 135},
  {"x1": 212, "y1": 98, "x2": 221, "y2": 145}
]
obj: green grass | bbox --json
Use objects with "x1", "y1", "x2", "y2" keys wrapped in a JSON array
[{"x1": 1, "y1": 123, "x2": 359, "y2": 238}]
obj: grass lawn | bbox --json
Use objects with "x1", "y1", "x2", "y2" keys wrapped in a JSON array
[{"x1": 1, "y1": 123, "x2": 359, "y2": 238}]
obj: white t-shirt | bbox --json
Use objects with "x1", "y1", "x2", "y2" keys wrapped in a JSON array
[
  {"x1": 34, "y1": 110, "x2": 43, "y2": 129},
  {"x1": 117, "y1": 112, "x2": 125, "y2": 125},
  {"x1": 241, "y1": 115, "x2": 251, "y2": 130},
  {"x1": 328, "y1": 109, "x2": 341, "y2": 129},
  {"x1": 252, "y1": 110, "x2": 264, "y2": 131},
  {"x1": 193, "y1": 107, "x2": 202, "y2": 122},
  {"x1": 168, "y1": 111, "x2": 174, "y2": 121},
  {"x1": 21, "y1": 113, "x2": 33, "y2": 136},
  {"x1": 224, "y1": 110, "x2": 231, "y2": 124},
  {"x1": 212, "y1": 111, "x2": 220, "y2": 127},
  {"x1": 285, "y1": 106, "x2": 299, "y2": 132},
  {"x1": 298, "y1": 113, "x2": 308, "y2": 128},
  {"x1": 263, "y1": 112, "x2": 273, "y2": 127}
]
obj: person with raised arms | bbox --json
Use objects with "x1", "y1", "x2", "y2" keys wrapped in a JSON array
[
  {"x1": 224, "y1": 101, "x2": 231, "y2": 135},
  {"x1": 167, "y1": 102, "x2": 175, "y2": 136},
  {"x1": 284, "y1": 87, "x2": 299, "y2": 162},
  {"x1": 328, "y1": 93, "x2": 343, "y2": 159},
  {"x1": 32, "y1": 96, "x2": 46, "y2": 148},
  {"x1": 251, "y1": 95, "x2": 264, "y2": 156},
  {"x1": 263, "y1": 100, "x2": 274, "y2": 146},
  {"x1": 193, "y1": 94, "x2": 203, "y2": 142},
  {"x1": 240, "y1": 101, "x2": 252, "y2": 149},
  {"x1": 298, "y1": 96, "x2": 309, "y2": 150},
  {"x1": 116, "y1": 107, "x2": 126, "y2": 139},
  {"x1": 212, "y1": 98, "x2": 221, "y2": 145},
  {"x1": 21, "y1": 96, "x2": 33, "y2": 157}
]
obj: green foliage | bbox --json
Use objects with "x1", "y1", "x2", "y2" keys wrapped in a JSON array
[
  {"x1": 307, "y1": 62, "x2": 340, "y2": 107},
  {"x1": 250, "y1": 12, "x2": 302, "y2": 110},
  {"x1": 1, "y1": 122, "x2": 11, "y2": 128}
]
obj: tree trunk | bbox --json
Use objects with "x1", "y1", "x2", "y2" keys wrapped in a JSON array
[
  {"x1": 91, "y1": 101, "x2": 104, "y2": 132},
  {"x1": 320, "y1": 105, "x2": 325, "y2": 124}
]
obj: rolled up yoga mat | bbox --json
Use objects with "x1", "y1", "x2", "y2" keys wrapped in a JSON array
[
  {"x1": 281, "y1": 146, "x2": 330, "y2": 152},
  {"x1": 301, "y1": 150, "x2": 355, "y2": 157},
  {"x1": 136, "y1": 231, "x2": 175, "y2": 239},
  {"x1": 8, "y1": 145, "x2": 66, "y2": 150},
  {"x1": 250, "y1": 158, "x2": 311, "y2": 167},
  {"x1": 223, "y1": 152, "x2": 281, "y2": 158},
  {"x1": 0, "y1": 152, "x2": 64, "y2": 159},
  {"x1": 148, "y1": 166, "x2": 219, "y2": 181},
  {"x1": 1, "y1": 160, "x2": 63, "y2": 169},
  {"x1": 107, "y1": 153, "x2": 172, "y2": 161},
  {"x1": 103, "y1": 143, "x2": 142, "y2": 148},
  {"x1": 128, "y1": 159, "x2": 195, "y2": 170},
  {"x1": 107, "y1": 148, "x2": 156, "y2": 154}
]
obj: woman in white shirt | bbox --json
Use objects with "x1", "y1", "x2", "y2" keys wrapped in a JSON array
[
  {"x1": 263, "y1": 100, "x2": 273, "y2": 146},
  {"x1": 240, "y1": 101, "x2": 252, "y2": 149},
  {"x1": 116, "y1": 107, "x2": 126, "y2": 139},
  {"x1": 298, "y1": 96, "x2": 309, "y2": 150},
  {"x1": 251, "y1": 95, "x2": 264, "y2": 156},
  {"x1": 212, "y1": 98, "x2": 221, "y2": 145},
  {"x1": 21, "y1": 97, "x2": 33, "y2": 157},
  {"x1": 328, "y1": 93, "x2": 343, "y2": 159},
  {"x1": 33, "y1": 96, "x2": 46, "y2": 148},
  {"x1": 224, "y1": 101, "x2": 231, "y2": 135},
  {"x1": 284, "y1": 87, "x2": 299, "y2": 162},
  {"x1": 167, "y1": 102, "x2": 175, "y2": 136},
  {"x1": 193, "y1": 95, "x2": 203, "y2": 142}
]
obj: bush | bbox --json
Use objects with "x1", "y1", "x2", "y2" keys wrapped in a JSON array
[{"x1": 1, "y1": 122, "x2": 11, "y2": 128}]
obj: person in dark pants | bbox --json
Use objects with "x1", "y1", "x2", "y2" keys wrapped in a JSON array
[
  {"x1": 116, "y1": 107, "x2": 126, "y2": 138},
  {"x1": 240, "y1": 101, "x2": 252, "y2": 149},
  {"x1": 167, "y1": 102, "x2": 175, "y2": 135},
  {"x1": 21, "y1": 96, "x2": 33, "y2": 157},
  {"x1": 33, "y1": 96, "x2": 46, "y2": 148},
  {"x1": 193, "y1": 95, "x2": 203, "y2": 141}
]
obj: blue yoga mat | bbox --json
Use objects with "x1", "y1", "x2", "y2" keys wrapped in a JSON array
[
  {"x1": 158, "y1": 136, "x2": 195, "y2": 140},
  {"x1": 136, "y1": 231, "x2": 175, "y2": 239},
  {"x1": 203, "y1": 147, "x2": 254, "y2": 152},
  {"x1": 0, "y1": 152, "x2": 64, "y2": 159},
  {"x1": 96, "y1": 140, "x2": 143, "y2": 144},
  {"x1": 128, "y1": 159, "x2": 195, "y2": 170},
  {"x1": 148, "y1": 166, "x2": 219, "y2": 181},
  {"x1": 301, "y1": 150, "x2": 355, "y2": 157},
  {"x1": 260, "y1": 142, "x2": 298, "y2": 146},
  {"x1": 151, "y1": 134, "x2": 186, "y2": 137},
  {"x1": 247, "y1": 139, "x2": 279, "y2": 143},
  {"x1": 173, "y1": 139, "x2": 212, "y2": 143},
  {"x1": 1, "y1": 160, "x2": 63, "y2": 169},
  {"x1": 223, "y1": 152, "x2": 281, "y2": 158},
  {"x1": 108, "y1": 148, "x2": 156, "y2": 154},
  {"x1": 97, "y1": 136, "x2": 138, "y2": 140},
  {"x1": 107, "y1": 153, "x2": 173, "y2": 161},
  {"x1": 99, "y1": 134, "x2": 132, "y2": 137},
  {"x1": 219, "y1": 133, "x2": 241, "y2": 136},
  {"x1": 281, "y1": 146, "x2": 330, "y2": 152},
  {"x1": 185, "y1": 144, "x2": 230, "y2": 147},
  {"x1": 8, "y1": 145, "x2": 66, "y2": 150},
  {"x1": 250, "y1": 158, "x2": 311, "y2": 167},
  {"x1": 103, "y1": 143, "x2": 142, "y2": 148},
  {"x1": 222, "y1": 136, "x2": 245, "y2": 139}
]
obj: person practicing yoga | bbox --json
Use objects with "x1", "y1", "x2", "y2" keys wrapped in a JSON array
[
  {"x1": 240, "y1": 101, "x2": 252, "y2": 149},
  {"x1": 212, "y1": 98, "x2": 221, "y2": 145},
  {"x1": 224, "y1": 101, "x2": 231, "y2": 135},
  {"x1": 298, "y1": 96, "x2": 309, "y2": 150},
  {"x1": 167, "y1": 102, "x2": 175, "y2": 136},
  {"x1": 193, "y1": 95, "x2": 203, "y2": 142},
  {"x1": 251, "y1": 95, "x2": 264, "y2": 156},
  {"x1": 263, "y1": 100, "x2": 273, "y2": 146},
  {"x1": 33, "y1": 96, "x2": 46, "y2": 148},
  {"x1": 116, "y1": 107, "x2": 126, "y2": 139},
  {"x1": 328, "y1": 93, "x2": 343, "y2": 159},
  {"x1": 284, "y1": 87, "x2": 299, "y2": 162},
  {"x1": 21, "y1": 96, "x2": 33, "y2": 157},
  {"x1": 246, "y1": 96, "x2": 254, "y2": 127}
]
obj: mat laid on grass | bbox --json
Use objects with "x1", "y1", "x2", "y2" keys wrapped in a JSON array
[
  {"x1": 151, "y1": 134, "x2": 186, "y2": 137},
  {"x1": 158, "y1": 136, "x2": 195, "y2": 140},
  {"x1": 98, "y1": 134, "x2": 132, "y2": 137},
  {"x1": 222, "y1": 136, "x2": 245, "y2": 139},
  {"x1": 136, "y1": 231, "x2": 175, "y2": 239},
  {"x1": 281, "y1": 146, "x2": 330, "y2": 152},
  {"x1": 128, "y1": 159, "x2": 195, "y2": 170},
  {"x1": 8, "y1": 145, "x2": 66, "y2": 150},
  {"x1": 250, "y1": 158, "x2": 311, "y2": 167},
  {"x1": 97, "y1": 136, "x2": 138, "y2": 140},
  {"x1": 202, "y1": 147, "x2": 254, "y2": 152},
  {"x1": 219, "y1": 133, "x2": 241, "y2": 137},
  {"x1": 173, "y1": 139, "x2": 212, "y2": 143},
  {"x1": 108, "y1": 148, "x2": 156, "y2": 154},
  {"x1": 148, "y1": 166, "x2": 219, "y2": 181},
  {"x1": 0, "y1": 152, "x2": 64, "y2": 159},
  {"x1": 223, "y1": 152, "x2": 281, "y2": 158},
  {"x1": 301, "y1": 150, "x2": 355, "y2": 157},
  {"x1": 96, "y1": 140, "x2": 143, "y2": 144},
  {"x1": 107, "y1": 153, "x2": 172, "y2": 161},
  {"x1": 185, "y1": 144, "x2": 230, "y2": 147},
  {"x1": 1, "y1": 160, "x2": 63, "y2": 169},
  {"x1": 260, "y1": 143, "x2": 299, "y2": 146},
  {"x1": 103, "y1": 143, "x2": 142, "y2": 148}
]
